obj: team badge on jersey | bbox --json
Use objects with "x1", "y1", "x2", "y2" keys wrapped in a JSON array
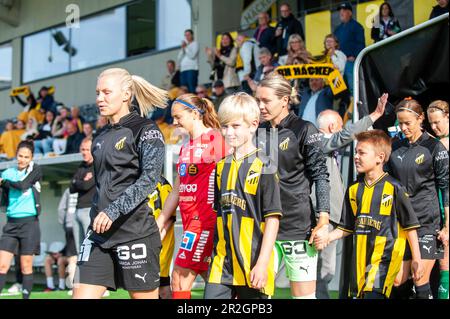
[
  {"x1": 115, "y1": 137, "x2": 127, "y2": 150},
  {"x1": 279, "y1": 137, "x2": 290, "y2": 151},
  {"x1": 179, "y1": 163, "x2": 187, "y2": 177},
  {"x1": 415, "y1": 153, "x2": 425, "y2": 165},
  {"x1": 188, "y1": 164, "x2": 198, "y2": 176},
  {"x1": 381, "y1": 194, "x2": 393, "y2": 207},
  {"x1": 180, "y1": 231, "x2": 197, "y2": 251}
]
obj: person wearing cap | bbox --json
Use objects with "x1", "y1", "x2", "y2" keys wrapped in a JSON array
[
  {"x1": 211, "y1": 80, "x2": 228, "y2": 112},
  {"x1": 333, "y1": 2, "x2": 365, "y2": 94}
]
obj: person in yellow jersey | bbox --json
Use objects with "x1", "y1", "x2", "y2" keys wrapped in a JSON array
[
  {"x1": 204, "y1": 93, "x2": 282, "y2": 299},
  {"x1": 318, "y1": 130, "x2": 424, "y2": 299},
  {"x1": 148, "y1": 176, "x2": 176, "y2": 299}
]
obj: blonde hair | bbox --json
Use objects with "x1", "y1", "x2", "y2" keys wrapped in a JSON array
[
  {"x1": 174, "y1": 94, "x2": 221, "y2": 129},
  {"x1": 98, "y1": 68, "x2": 168, "y2": 116},
  {"x1": 356, "y1": 130, "x2": 392, "y2": 163},
  {"x1": 258, "y1": 71, "x2": 300, "y2": 105},
  {"x1": 218, "y1": 93, "x2": 260, "y2": 126},
  {"x1": 427, "y1": 100, "x2": 449, "y2": 115}
]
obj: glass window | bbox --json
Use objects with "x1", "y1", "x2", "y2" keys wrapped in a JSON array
[
  {"x1": 71, "y1": 8, "x2": 126, "y2": 71},
  {"x1": 127, "y1": 0, "x2": 157, "y2": 56},
  {"x1": 0, "y1": 42, "x2": 13, "y2": 89},
  {"x1": 157, "y1": 0, "x2": 191, "y2": 50},
  {"x1": 23, "y1": 27, "x2": 70, "y2": 83},
  {"x1": 21, "y1": 0, "x2": 180, "y2": 83}
]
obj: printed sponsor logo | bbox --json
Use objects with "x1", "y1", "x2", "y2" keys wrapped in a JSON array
[
  {"x1": 179, "y1": 184, "x2": 198, "y2": 193},
  {"x1": 436, "y1": 151, "x2": 449, "y2": 161},
  {"x1": 188, "y1": 164, "x2": 198, "y2": 176},
  {"x1": 180, "y1": 231, "x2": 197, "y2": 251},
  {"x1": 193, "y1": 230, "x2": 210, "y2": 262},
  {"x1": 178, "y1": 251, "x2": 186, "y2": 259},
  {"x1": 179, "y1": 163, "x2": 187, "y2": 177},
  {"x1": 140, "y1": 129, "x2": 164, "y2": 142},
  {"x1": 135, "y1": 273, "x2": 147, "y2": 283}
]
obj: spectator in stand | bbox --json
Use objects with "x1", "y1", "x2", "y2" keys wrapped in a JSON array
[
  {"x1": 14, "y1": 91, "x2": 43, "y2": 125},
  {"x1": 254, "y1": 12, "x2": 276, "y2": 54},
  {"x1": 33, "y1": 111, "x2": 55, "y2": 157},
  {"x1": 0, "y1": 121, "x2": 17, "y2": 159},
  {"x1": 430, "y1": 0, "x2": 449, "y2": 19},
  {"x1": 371, "y1": 2, "x2": 401, "y2": 43},
  {"x1": 278, "y1": 34, "x2": 312, "y2": 66},
  {"x1": 298, "y1": 79, "x2": 334, "y2": 126},
  {"x1": 63, "y1": 120, "x2": 84, "y2": 155},
  {"x1": 195, "y1": 85, "x2": 210, "y2": 100},
  {"x1": 161, "y1": 60, "x2": 181, "y2": 91},
  {"x1": 323, "y1": 34, "x2": 346, "y2": 75},
  {"x1": 334, "y1": 2, "x2": 365, "y2": 94},
  {"x1": 275, "y1": 3, "x2": 305, "y2": 58},
  {"x1": 236, "y1": 33, "x2": 259, "y2": 94},
  {"x1": 245, "y1": 47, "x2": 279, "y2": 93},
  {"x1": 69, "y1": 138, "x2": 95, "y2": 253},
  {"x1": 21, "y1": 118, "x2": 39, "y2": 141},
  {"x1": 0, "y1": 121, "x2": 26, "y2": 160},
  {"x1": 51, "y1": 107, "x2": 70, "y2": 155},
  {"x1": 211, "y1": 80, "x2": 228, "y2": 112},
  {"x1": 178, "y1": 29, "x2": 199, "y2": 93},
  {"x1": 206, "y1": 32, "x2": 240, "y2": 93},
  {"x1": 37, "y1": 86, "x2": 56, "y2": 115},
  {"x1": 70, "y1": 106, "x2": 85, "y2": 133},
  {"x1": 82, "y1": 122, "x2": 94, "y2": 140}
]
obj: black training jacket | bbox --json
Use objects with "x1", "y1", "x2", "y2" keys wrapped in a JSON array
[
  {"x1": 88, "y1": 111, "x2": 164, "y2": 248},
  {"x1": 258, "y1": 112, "x2": 330, "y2": 241},
  {"x1": 388, "y1": 132, "x2": 449, "y2": 235}
]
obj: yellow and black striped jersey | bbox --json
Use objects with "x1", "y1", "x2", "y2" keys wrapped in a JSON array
[
  {"x1": 338, "y1": 173, "x2": 420, "y2": 298},
  {"x1": 208, "y1": 149, "x2": 282, "y2": 296},
  {"x1": 148, "y1": 176, "x2": 176, "y2": 278}
]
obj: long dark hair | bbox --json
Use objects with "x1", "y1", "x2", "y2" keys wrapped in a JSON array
[{"x1": 379, "y1": 2, "x2": 395, "y2": 20}]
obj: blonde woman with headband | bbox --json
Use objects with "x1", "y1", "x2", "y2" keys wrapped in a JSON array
[
  {"x1": 388, "y1": 98, "x2": 449, "y2": 299},
  {"x1": 156, "y1": 94, "x2": 231, "y2": 299},
  {"x1": 73, "y1": 68, "x2": 168, "y2": 299},
  {"x1": 255, "y1": 72, "x2": 330, "y2": 299},
  {"x1": 427, "y1": 100, "x2": 449, "y2": 299}
]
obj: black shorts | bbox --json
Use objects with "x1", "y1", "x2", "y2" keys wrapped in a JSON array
[
  {"x1": 75, "y1": 231, "x2": 162, "y2": 291},
  {"x1": 63, "y1": 227, "x2": 77, "y2": 257},
  {"x1": 404, "y1": 233, "x2": 444, "y2": 260},
  {"x1": 0, "y1": 216, "x2": 40, "y2": 255},
  {"x1": 204, "y1": 283, "x2": 269, "y2": 299}
]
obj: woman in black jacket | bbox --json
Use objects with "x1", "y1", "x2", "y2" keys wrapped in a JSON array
[{"x1": 73, "y1": 68, "x2": 168, "y2": 299}]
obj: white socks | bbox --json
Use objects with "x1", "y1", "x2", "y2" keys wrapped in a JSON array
[
  {"x1": 46, "y1": 277, "x2": 55, "y2": 289},
  {"x1": 59, "y1": 278, "x2": 65, "y2": 290}
]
